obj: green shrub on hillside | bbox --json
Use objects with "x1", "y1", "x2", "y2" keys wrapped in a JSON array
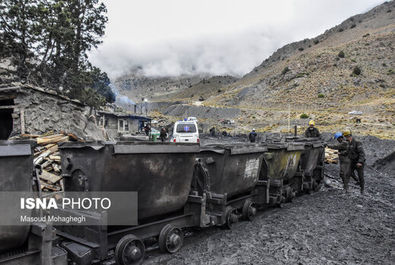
[
  {"x1": 352, "y1": 66, "x2": 362, "y2": 76},
  {"x1": 318, "y1": 93, "x2": 325, "y2": 98},
  {"x1": 338, "y1": 51, "x2": 345, "y2": 58},
  {"x1": 300, "y1": 113, "x2": 309, "y2": 119},
  {"x1": 281, "y1": 67, "x2": 290, "y2": 75}
]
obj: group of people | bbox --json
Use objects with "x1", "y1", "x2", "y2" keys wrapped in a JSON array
[
  {"x1": 247, "y1": 119, "x2": 320, "y2": 143},
  {"x1": 328, "y1": 129, "x2": 365, "y2": 194},
  {"x1": 143, "y1": 124, "x2": 168, "y2": 142},
  {"x1": 303, "y1": 120, "x2": 366, "y2": 194},
  {"x1": 247, "y1": 120, "x2": 366, "y2": 194}
]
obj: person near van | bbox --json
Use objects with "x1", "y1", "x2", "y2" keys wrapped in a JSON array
[
  {"x1": 160, "y1": 127, "x2": 167, "y2": 142},
  {"x1": 249, "y1": 129, "x2": 257, "y2": 143},
  {"x1": 144, "y1": 124, "x2": 151, "y2": 136}
]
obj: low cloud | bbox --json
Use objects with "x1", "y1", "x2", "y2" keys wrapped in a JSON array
[
  {"x1": 89, "y1": 0, "x2": 384, "y2": 80},
  {"x1": 90, "y1": 27, "x2": 300, "y2": 79}
]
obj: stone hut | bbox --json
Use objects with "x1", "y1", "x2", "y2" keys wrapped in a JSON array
[{"x1": 0, "y1": 84, "x2": 104, "y2": 140}]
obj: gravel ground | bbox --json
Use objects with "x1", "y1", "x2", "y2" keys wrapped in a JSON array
[{"x1": 144, "y1": 136, "x2": 394, "y2": 265}]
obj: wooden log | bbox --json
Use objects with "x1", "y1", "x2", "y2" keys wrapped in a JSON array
[
  {"x1": 49, "y1": 155, "x2": 61, "y2": 162},
  {"x1": 44, "y1": 143, "x2": 56, "y2": 150},
  {"x1": 36, "y1": 135, "x2": 68, "y2": 145},
  {"x1": 33, "y1": 145, "x2": 58, "y2": 165}
]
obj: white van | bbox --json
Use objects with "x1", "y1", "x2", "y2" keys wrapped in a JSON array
[{"x1": 171, "y1": 120, "x2": 200, "y2": 143}]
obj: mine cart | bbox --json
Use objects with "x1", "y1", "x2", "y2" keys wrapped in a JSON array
[
  {"x1": 0, "y1": 141, "x2": 67, "y2": 265},
  {"x1": 257, "y1": 142, "x2": 306, "y2": 206},
  {"x1": 288, "y1": 137, "x2": 325, "y2": 192},
  {"x1": 58, "y1": 142, "x2": 199, "y2": 265},
  {"x1": 192, "y1": 143, "x2": 267, "y2": 229}
]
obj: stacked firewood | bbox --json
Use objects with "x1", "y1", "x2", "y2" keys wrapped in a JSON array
[
  {"x1": 12, "y1": 132, "x2": 82, "y2": 191},
  {"x1": 325, "y1": 148, "x2": 339, "y2": 164}
]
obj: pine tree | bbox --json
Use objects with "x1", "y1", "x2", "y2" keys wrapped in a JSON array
[{"x1": 0, "y1": 0, "x2": 115, "y2": 106}]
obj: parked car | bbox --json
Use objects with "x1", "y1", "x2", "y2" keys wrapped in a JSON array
[
  {"x1": 171, "y1": 120, "x2": 200, "y2": 143},
  {"x1": 187, "y1": 117, "x2": 198, "y2": 122}
]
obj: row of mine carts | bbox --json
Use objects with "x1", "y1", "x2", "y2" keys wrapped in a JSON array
[{"x1": 0, "y1": 137, "x2": 325, "y2": 265}]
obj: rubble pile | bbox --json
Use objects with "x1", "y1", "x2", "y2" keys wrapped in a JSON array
[
  {"x1": 325, "y1": 148, "x2": 338, "y2": 164},
  {"x1": 12, "y1": 132, "x2": 82, "y2": 191}
]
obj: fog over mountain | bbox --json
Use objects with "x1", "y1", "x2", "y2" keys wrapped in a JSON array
[{"x1": 89, "y1": 0, "x2": 385, "y2": 79}]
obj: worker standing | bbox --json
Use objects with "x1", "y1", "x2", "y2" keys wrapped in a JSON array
[
  {"x1": 328, "y1": 132, "x2": 351, "y2": 192},
  {"x1": 144, "y1": 124, "x2": 151, "y2": 136},
  {"x1": 248, "y1": 128, "x2": 257, "y2": 143},
  {"x1": 209, "y1": 127, "x2": 216, "y2": 137},
  {"x1": 160, "y1": 127, "x2": 167, "y2": 142},
  {"x1": 305, "y1": 120, "x2": 321, "y2": 138},
  {"x1": 343, "y1": 130, "x2": 366, "y2": 195}
]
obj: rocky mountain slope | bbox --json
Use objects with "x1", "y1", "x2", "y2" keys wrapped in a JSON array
[
  {"x1": 201, "y1": 1, "x2": 395, "y2": 138},
  {"x1": 117, "y1": 2, "x2": 395, "y2": 139},
  {"x1": 114, "y1": 70, "x2": 208, "y2": 103}
]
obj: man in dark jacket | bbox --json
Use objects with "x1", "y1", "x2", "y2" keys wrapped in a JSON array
[
  {"x1": 344, "y1": 130, "x2": 366, "y2": 195},
  {"x1": 209, "y1": 127, "x2": 216, "y2": 137},
  {"x1": 305, "y1": 120, "x2": 321, "y2": 138},
  {"x1": 328, "y1": 132, "x2": 351, "y2": 192},
  {"x1": 144, "y1": 124, "x2": 150, "y2": 136},
  {"x1": 249, "y1": 129, "x2": 257, "y2": 143},
  {"x1": 160, "y1": 127, "x2": 167, "y2": 142}
]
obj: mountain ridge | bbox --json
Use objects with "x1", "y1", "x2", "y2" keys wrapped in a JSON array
[{"x1": 117, "y1": 1, "x2": 395, "y2": 139}]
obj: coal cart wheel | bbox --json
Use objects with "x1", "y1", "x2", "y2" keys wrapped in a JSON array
[
  {"x1": 313, "y1": 179, "x2": 323, "y2": 192},
  {"x1": 242, "y1": 199, "x2": 257, "y2": 221},
  {"x1": 115, "y1": 234, "x2": 145, "y2": 265},
  {"x1": 159, "y1": 224, "x2": 184, "y2": 254},
  {"x1": 224, "y1": 206, "x2": 238, "y2": 229}
]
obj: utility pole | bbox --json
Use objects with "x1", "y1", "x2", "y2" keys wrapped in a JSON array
[{"x1": 288, "y1": 104, "x2": 291, "y2": 134}]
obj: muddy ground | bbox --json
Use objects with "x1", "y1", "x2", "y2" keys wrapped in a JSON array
[{"x1": 144, "y1": 135, "x2": 394, "y2": 265}]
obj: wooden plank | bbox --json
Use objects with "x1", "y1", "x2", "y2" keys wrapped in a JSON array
[
  {"x1": 20, "y1": 134, "x2": 40, "y2": 138},
  {"x1": 67, "y1": 133, "x2": 82, "y2": 142},
  {"x1": 52, "y1": 163, "x2": 61, "y2": 173},
  {"x1": 20, "y1": 109, "x2": 25, "y2": 134},
  {"x1": 40, "y1": 182, "x2": 61, "y2": 192},
  {"x1": 0, "y1": 105, "x2": 15, "y2": 110},
  {"x1": 40, "y1": 170, "x2": 62, "y2": 184}
]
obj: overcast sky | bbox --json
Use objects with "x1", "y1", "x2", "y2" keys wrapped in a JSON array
[{"x1": 89, "y1": 0, "x2": 385, "y2": 79}]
